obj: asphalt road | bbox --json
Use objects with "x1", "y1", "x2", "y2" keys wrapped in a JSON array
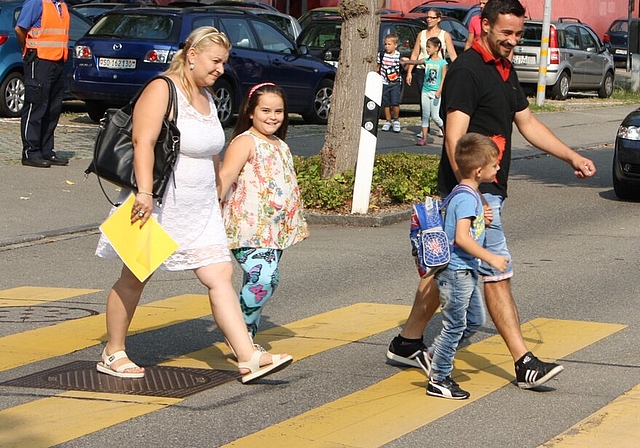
[{"x1": 1, "y1": 97, "x2": 639, "y2": 447}]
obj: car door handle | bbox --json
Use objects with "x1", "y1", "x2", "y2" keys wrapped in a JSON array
[{"x1": 272, "y1": 59, "x2": 282, "y2": 66}]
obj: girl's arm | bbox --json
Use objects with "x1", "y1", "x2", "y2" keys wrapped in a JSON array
[
  {"x1": 436, "y1": 64, "x2": 448, "y2": 98},
  {"x1": 445, "y1": 32, "x2": 457, "y2": 61},
  {"x1": 400, "y1": 59, "x2": 423, "y2": 66},
  {"x1": 218, "y1": 134, "x2": 254, "y2": 200},
  {"x1": 454, "y1": 218, "x2": 509, "y2": 272}
]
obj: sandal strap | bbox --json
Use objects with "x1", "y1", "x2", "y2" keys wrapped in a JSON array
[
  {"x1": 237, "y1": 350, "x2": 263, "y2": 374},
  {"x1": 114, "y1": 362, "x2": 141, "y2": 373},
  {"x1": 102, "y1": 349, "x2": 129, "y2": 367}
]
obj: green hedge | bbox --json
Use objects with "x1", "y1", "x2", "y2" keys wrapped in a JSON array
[{"x1": 294, "y1": 152, "x2": 440, "y2": 212}]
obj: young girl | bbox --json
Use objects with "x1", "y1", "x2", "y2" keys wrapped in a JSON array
[
  {"x1": 402, "y1": 37, "x2": 448, "y2": 146},
  {"x1": 218, "y1": 82, "x2": 308, "y2": 341}
]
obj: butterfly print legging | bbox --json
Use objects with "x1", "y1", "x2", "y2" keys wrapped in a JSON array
[{"x1": 231, "y1": 248, "x2": 283, "y2": 338}]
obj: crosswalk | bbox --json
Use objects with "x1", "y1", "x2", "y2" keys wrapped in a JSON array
[{"x1": 0, "y1": 286, "x2": 636, "y2": 448}]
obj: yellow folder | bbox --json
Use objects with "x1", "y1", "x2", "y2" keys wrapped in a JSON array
[{"x1": 99, "y1": 194, "x2": 179, "y2": 282}]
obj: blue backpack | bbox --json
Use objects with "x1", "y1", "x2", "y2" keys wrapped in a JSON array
[{"x1": 410, "y1": 184, "x2": 478, "y2": 277}]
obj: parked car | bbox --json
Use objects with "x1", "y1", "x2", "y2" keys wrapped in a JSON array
[
  {"x1": 0, "y1": 0, "x2": 92, "y2": 117},
  {"x1": 72, "y1": 2, "x2": 142, "y2": 23},
  {"x1": 296, "y1": 14, "x2": 467, "y2": 104},
  {"x1": 297, "y1": 7, "x2": 401, "y2": 28},
  {"x1": 512, "y1": 18, "x2": 615, "y2": 100},
  {"x1": 71, "y1": 6, "x2": 335, "y2": 126},
  {"x1": 410, "y1": 0, "x2": 480, "y2": 27},
  {"x1": 613, "y1": 107, "x2": 640, "y2": 200},
  {"x1": 603, "y1": 18, "x2": 628, "y2": 66}
]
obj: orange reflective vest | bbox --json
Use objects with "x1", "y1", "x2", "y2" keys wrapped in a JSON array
[{"x1": 24, "y1": 0, "x2": 70, "y2": 61}]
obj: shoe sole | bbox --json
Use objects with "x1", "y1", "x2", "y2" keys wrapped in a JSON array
[
  {"x1": 517, "y1": 364, "x2": 564, "y2": 389},
  {"x1": 241, "y1": 355, "x2": 293, "y2": 384},
  {"x1": 426, "y1": 389, "x2": 470, "y2": 400},
  {"x1": 385, "y1": 350, "x2": 421, "y2": 368},
  {"x1": 96, "y1": 362, "x2": 145, "y2": 379}
]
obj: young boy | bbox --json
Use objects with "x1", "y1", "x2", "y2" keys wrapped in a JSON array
[
  {"x1": 426, "y1": 133, "x2": 510, "y2": 400},
  {"x1": 377, "y1": 34, "x2": 402, "y2": 133}
]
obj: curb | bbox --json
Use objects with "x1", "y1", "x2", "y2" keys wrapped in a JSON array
[{"x1": 0, "y1": 223, "x2": 101, "y2": 249}]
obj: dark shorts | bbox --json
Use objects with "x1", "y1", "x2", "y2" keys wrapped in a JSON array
[{"x1": 382, "y1": 82, "x2": 401, "y2": 107}]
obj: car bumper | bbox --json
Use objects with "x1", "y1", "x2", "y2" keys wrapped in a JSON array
[
  {"x1": 514, "y1": 67, "x2": 560, "y2": 86},
  {"x1": 70, "y1": 79, "x2": 144, "y2": 103},
  {"x1": 614, "y1": 137, "x2": 640, "y2": 182}
]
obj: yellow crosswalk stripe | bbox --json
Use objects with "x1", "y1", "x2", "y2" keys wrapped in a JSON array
[
  {"x1": 0, "y1": 392, "x2": 181, "y2": 448},
  {"x1": 222, "y1": 319, "x2": 626, "y2": 448},
  {"x1": 539, "y1": 383, "x2": 640, "y2": 447},
  {"x1": 0, "y1": 294, "x2": 211, "y2": 372},
  {"x1": 0, "y1": 286, "x2": 101, "y2": 307}
]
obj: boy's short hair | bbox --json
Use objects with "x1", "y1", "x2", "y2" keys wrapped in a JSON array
[
  {"x1": 455, "y1": 133, "x2": 499, "y2": 177},
  {"x1": 384, "y1": 33, "x2": 398, "y2": 44}
]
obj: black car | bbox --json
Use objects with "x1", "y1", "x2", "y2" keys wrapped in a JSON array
[
  {"x1": 71, "y1": 6, "x2": 335, "y2": 126},
  {"x1": 296, "y1": 14, "x2": 467, "y2": 104},
  {"x1": 613, "y1": 108, "x2": 640, "y2": 200},
  {"x1": 603, "y1": 18, "x2": 628, "y2": 66},
  {"x1": 410, "y1": 0, "x2": 480, "y2": 27}
]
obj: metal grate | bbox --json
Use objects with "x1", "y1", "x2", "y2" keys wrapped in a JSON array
[{"x1": 1, "y1": 361, "x2": 240, "y2": 398}]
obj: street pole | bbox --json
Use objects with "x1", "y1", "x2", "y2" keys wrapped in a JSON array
[
  {"x1": 628, "y1": 0, "x2": 634, "y2": 71},
  {"x1": 536, "y1": 0, "x2": 552, "y2": 106}
]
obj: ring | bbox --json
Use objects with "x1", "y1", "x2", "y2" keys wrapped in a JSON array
[{"x1": 139, "y1": 211, "x2": 145, "y2": 217}]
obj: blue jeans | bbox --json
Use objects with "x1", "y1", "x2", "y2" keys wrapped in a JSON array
[
  {"x1": 429, "y1": 268, "x2": 485, "y2": 381},
  {"x1": 231, "y1": 248, "x2": 282, "y2": 337},
  {"x1": 479, "y1": 193, "x2": 513, "y2": 281}
]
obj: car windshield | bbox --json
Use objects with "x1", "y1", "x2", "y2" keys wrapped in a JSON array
[{"x1": 89, "y1": 14, "x2": 177, "y2": 40}]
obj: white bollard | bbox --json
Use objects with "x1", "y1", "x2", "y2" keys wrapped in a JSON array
[{"x1": 351, "y1": 71, "x2": 383, "y2": 214}]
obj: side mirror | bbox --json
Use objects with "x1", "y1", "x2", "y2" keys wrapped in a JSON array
[{"x1": 297, "y1": 44, "x2": 309, "y2": 56}]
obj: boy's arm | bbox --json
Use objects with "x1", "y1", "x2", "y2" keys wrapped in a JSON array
[{"x1": 454, "y1": 218, "x2": 509, "y2": 272}]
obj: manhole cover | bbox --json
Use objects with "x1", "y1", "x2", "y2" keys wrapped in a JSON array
[
  {"x1": 0, "y1": 306, "x2": 98, "y2": 323},
  {"x1": 1, "y1": 361, "x2": 240, "y2": 398}
]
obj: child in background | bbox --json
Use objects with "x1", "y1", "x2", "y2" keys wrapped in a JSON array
[
  {"x1": 425, "y1": 133, "x2": 509, "y2": 400},
  {"x1": 378, "y1": 34, "x2": 403, "y2": 133},
  {"x1": 218, "y1": 82, "x2": 308, "y2": 341},
  {"x1": 401, "y1": 37, "x2": 447, "y2": 146}
]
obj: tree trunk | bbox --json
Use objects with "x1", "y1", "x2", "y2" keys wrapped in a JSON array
[{"x1": 320, "y1": 0, "x2": 381, "y2": 178}]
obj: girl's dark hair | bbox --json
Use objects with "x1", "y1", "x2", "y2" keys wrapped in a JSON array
[
  {"x1": 231, "y1": 83, "x2": 289, "y2": 140},
  {"x1": 481, "y1": 0, "x2": 526, "y2": 25},
  {"x1": 426, "y1": 36, "x2": 442, "y2": 49}
]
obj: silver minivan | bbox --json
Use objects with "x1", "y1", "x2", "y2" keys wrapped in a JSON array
[{"x1": 513, "y1": 19, "x2": 615, "y2": 100}]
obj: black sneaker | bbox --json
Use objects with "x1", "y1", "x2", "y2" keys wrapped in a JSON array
[
  {"x1": 427, "y1": 376, "x2": 470, "y2": 400},
  {"x1": 386, "y1": 336, "x2": 431, "y2": 376},
  {"x1": 515, "y1": 351, "x2": 564, "y2": 389}
]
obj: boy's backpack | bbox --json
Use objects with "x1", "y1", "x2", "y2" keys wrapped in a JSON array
[{"x1": 410, "y1": 184, "x2": 478, "y2": 277}]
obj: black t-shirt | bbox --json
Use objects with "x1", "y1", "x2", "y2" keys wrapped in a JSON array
[{"x1": 436, "y1": 48, "x2": 529, "y2": 197}]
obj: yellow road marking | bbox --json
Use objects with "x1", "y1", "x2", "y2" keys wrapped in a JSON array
[
  {"x1": 0, "y1": 294, "x2": 211, "y2": 372},
  {"x1": 222, "y1": 319, "x2": 626, "y2": 448},
  {"x1": 0, "y1": 286, "x2": 102, "y2": 307},
  {"x1": 540, "y1": 383, "x2": 640, "y2": 447},
  {"x1": 0, "y1": 391, "x2": 181, "y2": 448},
  {"x1": 161, "y1": 303, "x2": 411, "y2": 370}
]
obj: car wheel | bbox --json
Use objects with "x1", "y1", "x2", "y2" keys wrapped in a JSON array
[
  {"x1": 302, "y1": 78, "x2": 333, "y2": 124},
  {"x1": 612, "y1": 154, "x2": 640, "y2": 200},
  {"x1": 0, "y1": 72, "x2": 25, "y2": 117},
  {"x1": 550, "y1": 71, "x2": 570, "y2": 100},
  {"x1": 85, "y1": 100, "x2": 108, "y2": 122},
  {"x1": 212, "y1": 78, "x2": 234, "y2": 128},
  {"x1": 598, "y1": 71, "x2": 614, "y2": 98}
]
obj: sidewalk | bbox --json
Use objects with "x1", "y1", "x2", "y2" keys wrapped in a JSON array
[{"x1": 1, "y1": 97, "x2": 636, "y2": 247}]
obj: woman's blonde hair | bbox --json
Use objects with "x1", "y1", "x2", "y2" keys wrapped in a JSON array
[{"x1": 165, "y1": 26, "x2": 231, "y2": 104}]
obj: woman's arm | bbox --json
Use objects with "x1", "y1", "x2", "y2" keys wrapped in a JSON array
[
  {"x1": 444, "y1": 31, "x2": 457, "y2": 61},
  {"x1": 405, "y1": 31, "x2": 423, "y2": 86},
  {"x1": 130, "y1": 78, "x2": 170, "y2": 225}
]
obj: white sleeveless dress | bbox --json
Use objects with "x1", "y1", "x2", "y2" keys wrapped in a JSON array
[{"x1": 95, "y1": 87, "x2": 231, "y2": 270}]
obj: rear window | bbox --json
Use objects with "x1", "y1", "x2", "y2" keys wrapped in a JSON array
[
  {"x1": 89, "y1": 14, "x2": 178, "y2": 40},
  {"x1": 520, "y1": 23, "x2": 542, "y2": 46},
  {"x1": 609, "y1": 20, "x2": 628, "y2": 33},
  {"x1": 298, "y1": 23, "x2": 342, "y2": 49}
]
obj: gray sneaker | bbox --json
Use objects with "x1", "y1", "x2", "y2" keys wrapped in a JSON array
[{"x1": 392, "y1": 119, "x2": 401, "y2": 133}]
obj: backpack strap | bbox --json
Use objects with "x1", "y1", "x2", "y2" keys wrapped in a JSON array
[{"x1": 442, "y1": 184, "x2": 479, "y2": 209}]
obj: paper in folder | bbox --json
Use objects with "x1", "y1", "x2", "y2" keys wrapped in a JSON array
[{"x1": 99, "y1": 193, "x2": 179, "y2": 282}]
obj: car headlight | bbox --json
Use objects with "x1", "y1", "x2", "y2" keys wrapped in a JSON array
[{"x1": 617, "y1": 125, "x2": 640, "y2": 140}]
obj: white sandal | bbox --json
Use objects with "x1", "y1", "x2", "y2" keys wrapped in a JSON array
[
  {"x1": 96, "y1": 348, "x2": 145, "y2": 379},
  {"x1": 239, "y1": 350, "x2": 293, "y2": 384}
]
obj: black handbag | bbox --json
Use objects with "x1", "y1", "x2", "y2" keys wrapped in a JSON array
[{"x1": 85, "y1": 75, "x2": 180, "y2": 205}]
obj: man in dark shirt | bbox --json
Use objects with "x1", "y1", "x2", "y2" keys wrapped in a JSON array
[{"x1": 387, "y1": 0, "x2": 596, "y2": 390}]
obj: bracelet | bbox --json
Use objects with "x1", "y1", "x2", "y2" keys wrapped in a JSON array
[{"x1": 137, "y1": 191, "x2": 153, "y2": 196}]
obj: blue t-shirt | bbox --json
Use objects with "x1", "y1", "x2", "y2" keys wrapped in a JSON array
[
  {"x1": 16, "y1": 0, "x2": 64, "y2": 30},
  {"x1": 442, "y1": 186, "x2": 484, "y2": 270},
  {"x1": 422, "y1": 57, "x2": 447, "y2": 93}
]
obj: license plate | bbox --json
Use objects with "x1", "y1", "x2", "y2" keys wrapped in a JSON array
[
  {"x1": 615, "y1": 49, "x2": 628, "y2": 55},
  {"x1": 98, "y1": 58, "x2": 136, "y2": 69},
  {"x1": 512, "y1": 54, "x2": 530, "y2": 65}
]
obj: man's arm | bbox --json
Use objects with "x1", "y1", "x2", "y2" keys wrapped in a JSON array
[
  {"x1": 514, "y1": 107, "x2": 596, "y2": 178},
  {"x1": 444, "y1": 109, "x2": 471, "y2": 182},
  {"x1": 14, "y1": 25, "x2": 28, "y2": 52}
]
